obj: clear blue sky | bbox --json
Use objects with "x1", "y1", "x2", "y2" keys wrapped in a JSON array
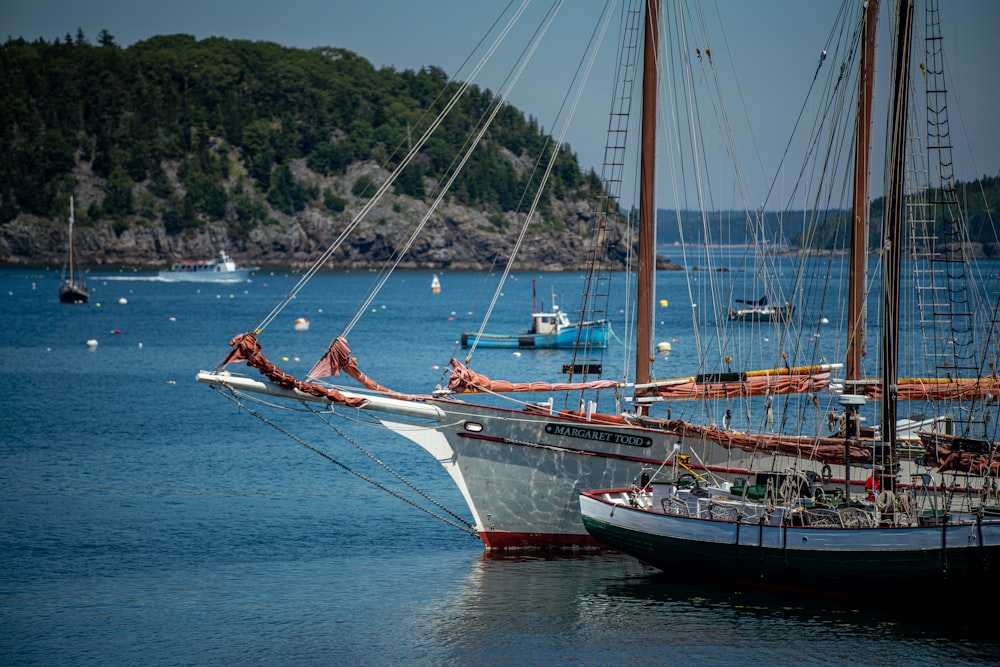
[{"x1": 4, "y1": 1, "x2": 998, "y2": 209}]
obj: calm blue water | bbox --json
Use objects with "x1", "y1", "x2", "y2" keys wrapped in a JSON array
[{"x1": 2, "y1": 265, "x2": 998, "y2": 666}]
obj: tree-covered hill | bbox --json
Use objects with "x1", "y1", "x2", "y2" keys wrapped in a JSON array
[
  {"x1": 2, "y1": 31, "x2": 996, "y2": 268},
  {"x1": 0, "y1": 30, "x2": 612, "y2": 269}
]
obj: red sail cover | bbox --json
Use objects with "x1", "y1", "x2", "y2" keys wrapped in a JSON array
[
  {"x1": 634, "y1": 365, "x2": 835, "y2": 401},
  {"x1": 222, "y1": 333, "x2": 421, "y2": 407},
  {"x1": 863, "y1": 377, "x2": 1000, "y2": 401},
  {"x1": 660, "y1": 418, "x2": 874, "y2": 465},
  {"x1": 447, "y1": 358, "x2": 621, "y2": 394}
]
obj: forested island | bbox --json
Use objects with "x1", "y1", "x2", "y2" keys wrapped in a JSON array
[{"x1": 2, "y1": 31, "x2": 997, "y2": 269}]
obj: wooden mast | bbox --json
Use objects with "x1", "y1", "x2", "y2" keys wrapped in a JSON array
[
  {"x1": 880, "y1": 0, "x2": 915, "y2": 488},
  {"x1": 845, "y1": 0, "x2": 878, "y2": 393},
  {"x1": 635, "y1": 0, "x2": 658, "y2": 405}
]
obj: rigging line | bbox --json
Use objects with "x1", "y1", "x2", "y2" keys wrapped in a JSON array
[
  {"x1": 303, "y1": 404, "x2": 474, "y2": 528},
  {"x1": 686, "y1": 9, "x2": 772, "y2": 378},
  {"x1": 759, "y1": 1, "x2": 860, "y2": 219},
  {"x1": 212, "y1": 385, "x2": 479, "y2": 538},
  {"x1": 658, "y1": 4, "x2": 705, "y2": 363},
  {"x1": 434, "y1": 2, "x2": 582, "y2": 366},
  {"x1": 466, "y1": 0, "x2": 618, "y2": 359},
  {"x1": 253, "y1": 2, "x2": 533, "y2": 335},
  {"x1": 344, "y1": 2, "x2": 547, "y2": 339}
]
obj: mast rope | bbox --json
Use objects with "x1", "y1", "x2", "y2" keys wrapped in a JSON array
[{"x1": 211, "y1": 385, "x2": 479, "y2": 538}]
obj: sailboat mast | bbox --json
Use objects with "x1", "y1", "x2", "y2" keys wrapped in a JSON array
[
  {"x1": 846, "y1": 0, "x2": 878, "y2": 389},
  {"x1": 68, "y1": 196, "x2": 75, "y2": 280},
  {"x1": 881, "y1": 0, "x2": 915, "y2": 480},
  {"x1": 635, "y1": 0, "x2": 658, "y2": 397}
]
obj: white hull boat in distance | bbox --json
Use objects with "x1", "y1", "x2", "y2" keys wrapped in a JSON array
[{"x1": 159, "y1": 250, "x2": 259, "y2": 283}]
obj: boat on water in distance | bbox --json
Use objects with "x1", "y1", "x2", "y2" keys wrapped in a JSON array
[
  {"x1": 59, "y1": 196, "x2": 88, "y2": 304},
  {"x1": 159, "y1": 250, "x2": 259, "y2": 283},
  {"x1": 461, "y1": 281, "x2": 610, "y2": 349},
  {"x1": 461, "y1": 309, "x2": 611, "y2": 349},
  {"x1": 727, "y1": 295, "x2": 793, "y2": 322}
]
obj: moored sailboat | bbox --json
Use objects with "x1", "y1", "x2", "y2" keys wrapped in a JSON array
[
  {"x1": 580, "y1": 0, "x2": 1000, "y2": 594},
  {"x1": 197, "y1": 0, "x2": 998, "y2": 552},
  {"x1": 59, "y1": 196, "x2": 88, "y2": 304}
]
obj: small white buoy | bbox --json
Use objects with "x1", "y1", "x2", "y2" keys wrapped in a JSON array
[
  {"x1": 118, "y1": 297, "x2": 128, "y2": 305},
  {"x1": 657, "y1": 341, "x2": 672, "y2": 354},
  {"x1": 513, "y1": 351, "x2": 522, "y2": 357},
  {"x1": 138, "y1": 342, "x2": 143, "y2": 349},
  {"x1": 820, "y1": 317, "x2": 830, "y2": 324},
  {"x1": 86, "y1": 339, "x2": 98, "y2": 348},
  {"x1": 294, "y1": 317, "x2": 310, "y2": 332}
]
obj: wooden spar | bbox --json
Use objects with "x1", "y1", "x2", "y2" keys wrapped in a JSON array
[
  {"x1": 845, "y1": 0, "x2": 878, "y2": 389},
  {"x1": 635, "y1": 0, "x2": 658, "y2": 405},
  {"x1": 881, "y1": 0, "x2": 915, "y2": 477}
]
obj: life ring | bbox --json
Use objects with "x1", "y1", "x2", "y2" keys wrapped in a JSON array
[{"x1": 821, "y1": 464, "x2": 833, "y2": 483}]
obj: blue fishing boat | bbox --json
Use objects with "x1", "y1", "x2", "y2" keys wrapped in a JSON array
[{"x1": 460, "y1": 281, "x2": 610, "y2": 349}]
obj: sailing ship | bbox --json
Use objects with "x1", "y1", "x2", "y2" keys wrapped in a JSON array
[
  {"x1": 580, "y1": 0, "x2": 1000, "y2": 594},
  {"x1": 460, "y1": 281, "x2": 611, "y2": 349},
  {"x1": 158, "y1": 250, "x2": 259, "y2": 283},
  {"x1": 197, "y1": 0, "x2": 998, "y2": 552},
  {"x1": 59, "y1": 196, "x2": 88, "y2": 304},
  {"x1": 579, "y1": 465, "x2": 1000, "y2": 595}
]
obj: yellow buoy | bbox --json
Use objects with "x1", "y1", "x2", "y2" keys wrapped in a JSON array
[{"x1": 659, "y1": 299, "x2": 668, "y2": 307}]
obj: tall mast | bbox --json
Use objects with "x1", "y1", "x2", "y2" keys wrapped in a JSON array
[
  {"x1": 68, "y1": 196, "x2": 75, "y2": 280},
  {"x1": 845, "y1": 0, "x2": 878, "y2": 390},
  {"x1": 880, "y1": 0, "x2": 915, "y2": 481},
  {"x1": 635, "y1": 0, "x2": 658, "y2": 399}
]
